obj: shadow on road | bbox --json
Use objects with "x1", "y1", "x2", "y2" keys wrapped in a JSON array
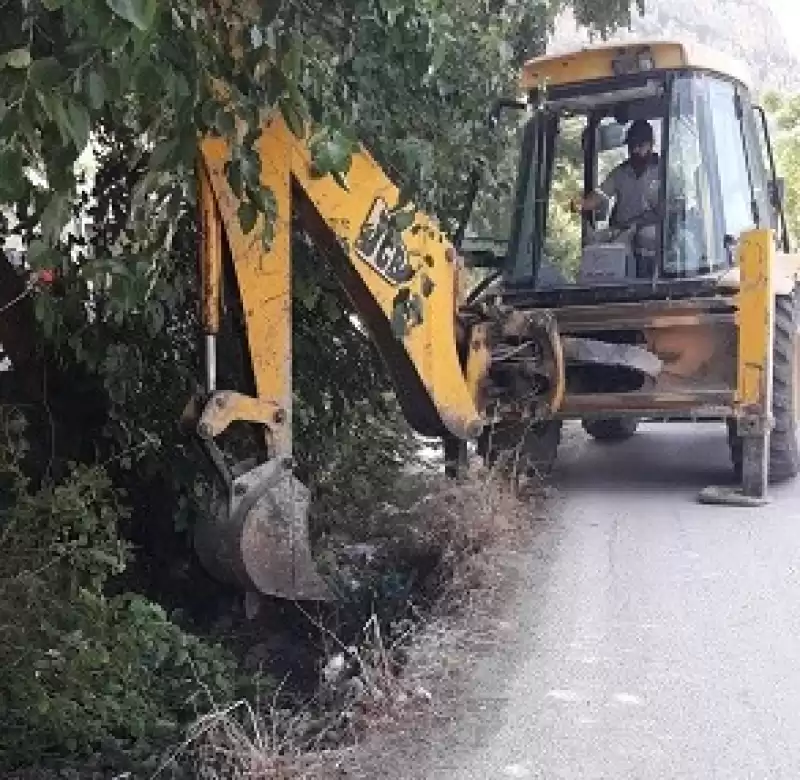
[{"x1": 553, "y1": 422, "x2": 738, "y2": 495}]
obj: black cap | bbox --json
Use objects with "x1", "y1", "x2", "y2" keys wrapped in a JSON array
[{"x1": 625, "y1": 119, "x2": 654, "y2": 147}]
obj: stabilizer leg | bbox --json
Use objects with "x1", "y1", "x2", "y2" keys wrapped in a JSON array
[
  {"x1": 698, "y1": 426, "x2": 771, "y2": 508},
  {"x1": 699, "y1": 230, "x2": 775, "y2": 508}
]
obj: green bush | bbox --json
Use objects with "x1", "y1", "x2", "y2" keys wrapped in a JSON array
[{"x1": 0, "y1": 410, "x2": 239, "y2": 770}]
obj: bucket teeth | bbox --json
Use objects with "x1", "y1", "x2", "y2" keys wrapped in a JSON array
[{"x1": 194, "y1": 459, "x2": 331, "y2": 601}]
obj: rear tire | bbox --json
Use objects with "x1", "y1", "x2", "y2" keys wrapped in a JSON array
[
  {"x1": 477, "y1": 419, "x2": 561, "y2": 479},
  {"x1": 582, "y1": 417, "x2": 639, "y2": 442},
  {"x1": 729, "y1": 290, "x2": 800, "y2": 483}
]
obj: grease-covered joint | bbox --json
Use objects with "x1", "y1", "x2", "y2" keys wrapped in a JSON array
[{"x1": 477, "y1": 303, "x2": 565, "y2": 422}]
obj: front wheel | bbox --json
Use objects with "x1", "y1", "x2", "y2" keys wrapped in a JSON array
[{"x1": 582, "y1": 417, "x2": 639, "y2": 442}]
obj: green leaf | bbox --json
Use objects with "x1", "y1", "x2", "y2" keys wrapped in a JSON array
[
  {"x1": 281, "y1": 40, "x2": 302, "y2": 80},
  {"x1": 46, "y1": 95, "x2": 74, "y2": 146},
  {"x1": 135, "y1": 62, "x2": 162, "y2": 95},
  {"x1": 100, "y1": 21, "x2": 132, "y2": 51},
  {"x1": 310, "y1": 130, "x2": 354, "y2": 178},
  {"x1": 106, "y1": 0, "x2": 158, "y2": 32},
  {"x1": 261, "y1": 0, "x2": 282, "y2": 26},
  {"x1": 216, "y1": 108, "x2": 236, "y2": 135},
  {"x1": 225, "y1": 160, "x2": 244, "y2": 198},
  {"x1": 44, "y1": 144, "x2": 78, "y2": 190},
  {"x1": 408, "y1": 293, "x2": 424, "y2": 326},
  {"x1": 29, "y1": 57, "x2": 66, "y2": 88},
  {"x1": 87, "y1": 71, "x2": 106, "y2": 110},
  {"x1": 237, "y1": 201, "x2": 258, "y2": 235},
  {"x1": 390, "y1": 304, "x2": 407, "y2": 340},
  {"x1": 42, "y1": 0, "x2": 66, "y2": 8},
  {"x1": 296, "y1": 278, "x2": 321, "y2": 311},
  {"x1": 101, "y1": 64, "x2": 121, "y2": 100},
  {"x1": 149, "y1": 139, "x2": 176, "y2": 170},
  {"x1": 322, "y1": 292, "x2": 340, "y2": 322},
  {"x1": 27, "y1": 240, "x2": 55, "y2": 270},
  {"x1": 332, "y1": 170, "x2": 350, "y2": 191},
  {"x1": 238, "y1": 149, "x2": 262, "y2": 192},
  {"x1": 199, "y1": 98, "x2": 219, "y2": 130},
  {"x1": 430, "y1": 43, "x2": 447, "y2": 73},
  {"x1": 278, "y1": 94, "x2": 307, "y2": 138},
  {"x1": 41, "y1": 193, "x2": 71, "y2": 245},
  {"x1": 250, "y1": 184, "x2": 276, "y2": 216},
  {"x1": 0, "y1": 149, "x2": 26, "y2": 201},
  {"x1": 2, "y1": 48, "x2": 31, "y2": 69},
  {"x1": 392, "y1": 209, "x2": 415, "y2": 232},
  {"x1": 176, "y1": 127, "x2": 198, "y2": 166},
  {"x1": 66, "y1": 100, "x2": 90, "y2": 153}
]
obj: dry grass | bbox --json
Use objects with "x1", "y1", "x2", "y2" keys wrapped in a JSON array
[
  {"x1": 324, "y1": 454, "x2": 540, "y2": 591},
  {"x1": 156, "y1": 459, "x2": 542, "y2": 779},
  {"x1": 150, "y1": 613, "x2": 434, "y2": 779}
]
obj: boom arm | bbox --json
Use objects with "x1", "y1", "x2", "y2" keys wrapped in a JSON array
[
  {"x1": 197, "y1": 113, "x2": 485, "y2": 446},
  {"x1": 189, "y1": 112, "x2": 488, "y2": 600}
]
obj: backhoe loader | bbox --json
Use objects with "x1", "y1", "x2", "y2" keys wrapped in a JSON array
[{"x1": 185, "y1": 39, "x2": 800, "y2": 601}]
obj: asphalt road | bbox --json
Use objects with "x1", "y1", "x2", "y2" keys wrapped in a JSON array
[{"x1": 410, "y1": 422, "x2": 800, "y2": 779}]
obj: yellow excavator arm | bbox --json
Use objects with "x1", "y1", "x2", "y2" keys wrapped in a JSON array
[
  {"x1": 184, "y1": 37, "x2": 797, "y2": 599},
  {"x1": 188, "y1": 112, "x2": 492, "y2": 600}
]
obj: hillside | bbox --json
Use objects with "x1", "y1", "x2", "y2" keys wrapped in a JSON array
[{"x1": 549, "y1": 0, "x2": 800, "y2": 95}]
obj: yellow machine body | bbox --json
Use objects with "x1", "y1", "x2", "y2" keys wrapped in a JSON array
[
  {"x1": 521, "y1": 40, "x2": 753, "y2": 92},
  {"x1": 190, "y1": 115, "x2": 532, "y2": 599},
  {"x1": 187, "y1": 40, "x2": 800, "y2": 599}
]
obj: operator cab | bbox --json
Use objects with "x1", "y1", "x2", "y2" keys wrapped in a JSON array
[{"x1": 463, "y1": 41, "x2": 789, "y2": 302}]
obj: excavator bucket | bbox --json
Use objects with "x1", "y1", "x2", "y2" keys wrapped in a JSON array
[{"x1": 193, "y1": 457, "x2": 331, "y2": 601}]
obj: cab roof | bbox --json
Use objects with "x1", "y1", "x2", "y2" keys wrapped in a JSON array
[{"x1": 521, "y1": 40, "x2": 752, "y2": 93}]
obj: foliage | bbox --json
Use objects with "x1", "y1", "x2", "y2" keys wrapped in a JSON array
[
  {"x1": 0, "y1": 0, "x2": 641, "y2": 524},
  {"x1": 0, "y1": 0, "x2": 644, "y2": 285},
  {"x1": 552, "y1": 0, "x2": 800, "y2": 94},
  {"x1": 761, "y1": 91, "x2": 800, "y2": 250},
  {"x1": 0, "y1": 0, "x2": 640, "y2": 771},
  {"x1": 0, "y1": 409, "x2": 240, "y2": 770}
]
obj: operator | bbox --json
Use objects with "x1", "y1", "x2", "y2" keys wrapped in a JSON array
[{"x1": 570, "y1": 119, "x2": 661, "y2": 231}]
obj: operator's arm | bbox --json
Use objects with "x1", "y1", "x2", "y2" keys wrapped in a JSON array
[{"x1": 570, "y1": 166, "x2": 618, "y2": 214}]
